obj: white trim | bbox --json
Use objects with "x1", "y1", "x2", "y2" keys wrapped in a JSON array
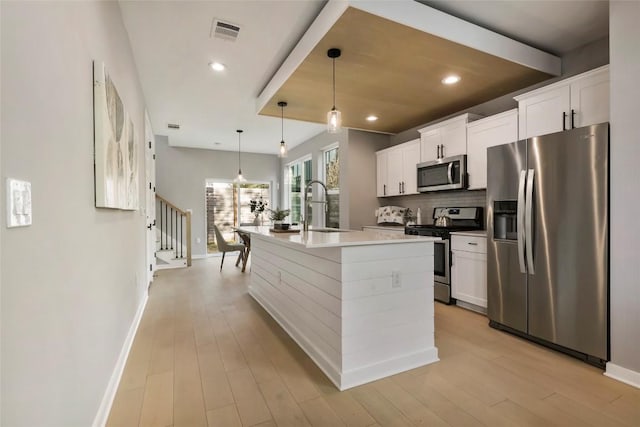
[
  {"x1": 605, "y1": 362, "x2": 640, "y2": 389},
  {"x1": 256, "y1": 0, "x2": 349, "y2": 113},
  {"x1": 92, "y1": 292, "x2": 149, "y2": 427},
  {"x1": 353, "y1": 0, "x2": 560, "y2": 75},
  {"x1": 192, "y1": 253, "x2": 215, "y2": 259},
  {"x1": 257, "y1": 0, "x2": 561, "y2": 114}
]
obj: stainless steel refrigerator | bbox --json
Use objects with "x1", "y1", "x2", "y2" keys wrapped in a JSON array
[{"x1": 486, "y1": 123, "x2": 609, "y2": 367}]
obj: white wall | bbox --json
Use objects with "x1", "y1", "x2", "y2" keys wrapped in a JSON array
[
  {"x1": 608, "y1": 0, "x2": 640, "y2": 380},
  {"x1": 155, "y1": 136, "x2": 279, "y2": 256},
  {"x1": 1, "y1": 2, "x2": 148, "y2": 426}
]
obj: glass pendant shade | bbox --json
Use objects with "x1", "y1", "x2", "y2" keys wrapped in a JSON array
[
  {"x1": 279, "y1": 140, "x2": 288, "y2": 158},
  {"x1": 327, "y1": 108, "x2": 342, "y2": 134},
  {"x1": 277, "y1": 101, "x2": 288, "y2": 158},
  {"x1": 327, "y1": 48, "x2": 342, "y2": 134},
  {"x1": 235, "y1": 129, "x2": 246, "y2": 182}
]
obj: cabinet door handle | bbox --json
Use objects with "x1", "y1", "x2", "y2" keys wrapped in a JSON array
[
  {"x1": 399, "y1": 182, "x2": 402, "y2": 193},
  {"x1": 562, "y1": 112, "x2": 567, "y2": 131},
  {"x1": 571, "y1": 109, "x2": 576, "y2": 129},
  {"x1": 440, "y1": 144, "x2": 444, "y2": 158},
  {"x1": 436, "y1": 145, "x2": 440, "y2": 159},
  {"x1": 467, "y1": 242, "x2": 478, "y2": 246},
  {"x1": 383, "y1": 184, "x2": 386, "y2": 196}
]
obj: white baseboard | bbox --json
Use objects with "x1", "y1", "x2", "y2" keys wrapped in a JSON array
[
  {"x1": 92, "y1": 292, "x2": 149, "y2": 427},
  {"x1": 605, "y1": 362, "x2": 640, "y2": 389}
]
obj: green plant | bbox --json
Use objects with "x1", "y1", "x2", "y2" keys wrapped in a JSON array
[{"x1": 268, "y1": 208, "x2": 290, "y2": 221}]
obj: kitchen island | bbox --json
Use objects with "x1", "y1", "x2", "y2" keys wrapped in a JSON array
[{"x1": 238, "y1": 226, "x2": 440, "y2": 390}]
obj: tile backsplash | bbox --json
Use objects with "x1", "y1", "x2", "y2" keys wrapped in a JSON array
[{"x1": 379, "y1": 190, "x2": 487, "y2": 226}]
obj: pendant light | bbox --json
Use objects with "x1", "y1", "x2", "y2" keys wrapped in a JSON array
[
  {"x1": 327, "y1": 48, "x2": 342, "y2": 134},
  {"x1": 277, "y1": 101, "x2": 288, "y2": 158},
  {"x1": 235, "y1": 129, "x2": 246, "y2": 182}
]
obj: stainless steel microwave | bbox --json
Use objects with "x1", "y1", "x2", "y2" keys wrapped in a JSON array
[{"x1": 417, "y1": 154, "x2": 467, "y2": 192}]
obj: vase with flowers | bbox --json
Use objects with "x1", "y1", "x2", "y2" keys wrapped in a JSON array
[{"x1": 249, "y1": 197, "x2": 268, "y2": 225}]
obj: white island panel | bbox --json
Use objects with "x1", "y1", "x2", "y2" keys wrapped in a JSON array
[{"x1": 244, "y1": 227, "x2": 439, "y2": 390}]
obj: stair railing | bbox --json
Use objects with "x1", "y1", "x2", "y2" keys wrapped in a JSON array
[{"x1": 156, "y1": 194, "x2": 192, "y2": 267}]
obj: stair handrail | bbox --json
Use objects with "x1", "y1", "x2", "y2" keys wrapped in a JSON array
[
  {"x1": 155, "y1": 194, "x2": 192, "y2": 266},
  {"x1": 156, "y1": 194, "x2": 189, "y2": 215}
]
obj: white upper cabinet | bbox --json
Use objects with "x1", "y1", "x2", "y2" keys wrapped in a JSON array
[
  {"x1": 376, "y1": 139, "x2": 420, "y2": 197},
  {"x1": 466, "y1": 109, "x2": 518, "y2": 190},
  {"x1": 376, "y1": 150, "x2": 388, "y2": 197},
  {"x1": 570, "y1": 67, "x2": 610, "y2": 128},
  {"x1": 418, "y1": 113, "x2": 483, "y2": 163},
  {"x1": 515, "y1": 65, "x2": 609, "y2": 139},
  {"x1": 402, "y1": 140, "x2": 420, "y2": 194}
]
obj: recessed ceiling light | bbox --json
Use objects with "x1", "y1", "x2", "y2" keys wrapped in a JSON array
[
  {"x1": 366, "y1": 115, "x2": 378, "y2": 122},
  {"x1": 209, "y1": 62, "x2": 225, "y2": 72},
  {"x1": 442, "y1": 75, "x2": 461, "y2": 85}
]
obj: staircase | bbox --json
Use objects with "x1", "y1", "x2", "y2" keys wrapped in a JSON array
[{"x1": 155, "y1": 195, "x2": 192, "y2": 270}]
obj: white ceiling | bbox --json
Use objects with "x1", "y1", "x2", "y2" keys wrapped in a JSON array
[
  {"x1": 420, "y1": 0, "x2": 609, "y2": 55},
  {"x1": 119, "y1": 0, "x2": 609, "y2": 155}
]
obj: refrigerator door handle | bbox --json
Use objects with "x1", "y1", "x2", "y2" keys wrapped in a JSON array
[
  {"x1": 447, "y1": 162, "x2": 454, "y2": 184},
  {"x1": 517, "y1": 170, "x2": 527, "y2": 274},
  {"x1": 525, "y1": 169, "x2": 535, "y2": 274}
]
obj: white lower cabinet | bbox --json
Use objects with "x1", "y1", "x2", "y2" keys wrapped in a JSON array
[{"x1": 451, "y1": 233, "x2": 487, "y2": 310}]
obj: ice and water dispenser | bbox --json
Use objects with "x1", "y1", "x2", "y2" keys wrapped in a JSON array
[{"x1": 493, "y1": 201, "x2": 518, "y2": 240}]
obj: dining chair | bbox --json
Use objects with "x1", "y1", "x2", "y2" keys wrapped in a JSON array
[{"x1": 213, "y1": 224, "x2": 245, "y2": 271}]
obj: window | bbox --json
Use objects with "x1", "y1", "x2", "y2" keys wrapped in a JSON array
[
  {"x1": 237, "y1": 183, "x2": 271, "y2": 226},
  {"x1": 205, "y1": 180, "x2": 270, "y2": 253},
  {"x1": 284, "y1": 156, "x2": 312, "y2": 224},
  {"x1": 323, "y1": 145, "x2": 340, "y2": 228}
]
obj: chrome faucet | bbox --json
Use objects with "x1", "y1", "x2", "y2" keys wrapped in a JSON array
[{"x1": 303, "y1": 180, "x2": 328, "y2": 232}]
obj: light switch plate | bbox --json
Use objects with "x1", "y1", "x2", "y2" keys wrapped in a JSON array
[{"x1": 7, "y1": 178, "x2": 32, "y2": 228}]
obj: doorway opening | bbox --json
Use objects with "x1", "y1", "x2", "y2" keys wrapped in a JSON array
[{"x1": 205, "y1": 181, "x2": 271, "y2": 253}]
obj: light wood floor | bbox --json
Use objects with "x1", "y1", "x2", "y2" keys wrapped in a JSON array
[{"x1": 107, "y1": 258, "x2": 640, "y2": 427}]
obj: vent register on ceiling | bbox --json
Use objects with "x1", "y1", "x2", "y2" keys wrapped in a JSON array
[{"x1": 211, "y1": 19, "x2": 240, "y2": 41}]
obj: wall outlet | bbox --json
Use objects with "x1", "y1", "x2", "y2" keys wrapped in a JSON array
[
  {"x1": 196, "y1": 237, "x2": 201, "y2": 243},
  {"x1": 392, "y1": 270, "x2": 401, "y2": 288}
]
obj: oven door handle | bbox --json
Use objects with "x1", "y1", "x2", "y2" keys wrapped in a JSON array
[
  {"x1": 517, "y1": 169, "x2": 527, "y2": 274},
  {"x1": 447, "y1": 162, "x2": 454, "y2": 184}
]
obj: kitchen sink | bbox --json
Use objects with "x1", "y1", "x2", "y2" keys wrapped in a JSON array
[{"x1": 309, "y1": 228, "x2": 350, "y2": 233}]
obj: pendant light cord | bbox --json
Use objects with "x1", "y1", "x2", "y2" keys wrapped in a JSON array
[
  {"x1": 281, "y1": 104, "x2": 284, "y2": 141},
  {"x1": 237, "y1": 130, "x2": 242, "y2": 173},
  {"x1": 332, "y1": 57, "x2": 336, "y2": 110}
]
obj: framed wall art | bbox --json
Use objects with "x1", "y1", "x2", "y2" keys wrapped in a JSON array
[{"x1": 93, "y1": 60, "x2": 139, "y2": 210}]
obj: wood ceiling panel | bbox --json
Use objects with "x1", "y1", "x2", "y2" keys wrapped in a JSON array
[{"x1": 259, "y1": 7, "x2": 552, "y2": 134}]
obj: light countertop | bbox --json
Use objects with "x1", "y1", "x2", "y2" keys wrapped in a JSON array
[
  {"x1": 361, "y1": 225, "x2": 406, "y2": 231},
  {"x1": 450, "y1": 230, "x2": 488, "y2": 237},
  {"x1": 237, "y1": 226, "x2": 439, "y2": 248}
]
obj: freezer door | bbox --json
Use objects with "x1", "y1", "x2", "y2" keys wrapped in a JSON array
[
  {"x1": 527, "y1": 123, "x2": 609, "y2": 360},
  {"x1": 487, "y1": 140, "x2": 528, "y2": 332}
]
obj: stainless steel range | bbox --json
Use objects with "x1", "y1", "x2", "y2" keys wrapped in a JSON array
[{"x1": 405, "y1": 207, "x2": 483, "y2": 304}]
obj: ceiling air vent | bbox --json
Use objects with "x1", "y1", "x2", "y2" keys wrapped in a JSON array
[
  {"x1": 167, "y1": 123, "x2": 180, "y2": 130},
  {"x1": 211, "y1": 19, "x2": 240, "y2": 41}
]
